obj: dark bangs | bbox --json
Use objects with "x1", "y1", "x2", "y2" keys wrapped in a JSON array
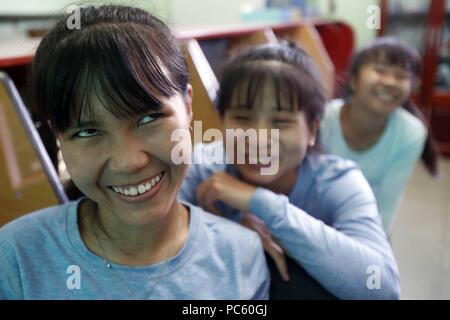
[
  {"x1": 218, "y1": 61, "x2": 323, "y2": 123},
  {"x1": 31, "y1": 6, "x2": 189, "y2": 132},
  {"x1": 217, "y1": 42, "x2": 325, "y2": 125},
  {"x1": 350, "y1": 37, "x2": 422, "y2": 78}
]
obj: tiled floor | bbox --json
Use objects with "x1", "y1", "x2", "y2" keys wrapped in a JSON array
[{"x1": 390, "y1": 157, "x2": 450, "y2": 299}]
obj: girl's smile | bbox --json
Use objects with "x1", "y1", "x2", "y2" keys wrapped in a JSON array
[{"x1": 108, "y1": 170, "x2": 165, "y2": 203}]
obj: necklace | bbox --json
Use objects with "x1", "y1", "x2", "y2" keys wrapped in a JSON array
[{"x1": 92, "y1": 204, "x2": 185, "y2": 299}]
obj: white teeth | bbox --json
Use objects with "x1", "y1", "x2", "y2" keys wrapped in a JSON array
[
  {"x1": 375, "y1": 89, "x2": 396, "y2": 102},
  {"x1": 379, "y1": 94, "x2": 393, "y2": 101},
  {"x1": 111, "y1": 172, "x2": 163, "y2": 197},
  {"x1": 138, "y1": 185, "x2": 146, "y2": 194},
  {"x1": 129, "y1": 187, "x2": 138, "y2": 196}
]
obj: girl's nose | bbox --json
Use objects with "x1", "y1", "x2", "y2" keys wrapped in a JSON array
[
  {"x1": 108, "y1": 136, "x2": 150, "y2": 173},
  {"x1": 380, "y1": 72, "x2": 399, "y2": 87},
  {"x1": 254, "y1": 118, "x2": 271, "y2": 130}
]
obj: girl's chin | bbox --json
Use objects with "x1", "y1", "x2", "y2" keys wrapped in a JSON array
[{"x1": 238, "y1": 167, "x2": 279, "y2": 186}]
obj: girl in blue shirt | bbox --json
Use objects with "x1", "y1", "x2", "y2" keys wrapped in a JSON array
[
  {"x1": 179, "y1": 41, "x2": 400, "y2": 299},
  {"x1": 321, "y1": 37, "x2": 440, "y2": 230},
  {"x1": 0, "y1": 5, "x2": 269, "y2": 300}
]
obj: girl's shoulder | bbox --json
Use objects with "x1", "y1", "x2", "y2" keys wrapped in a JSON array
[
  {"x1": 0, "y1": 201, "x2": 76, "y2": 249},
  {"x1": 189, "y1": 202, "x2": 261, "y2": 249},
  {"x1": 323, "y1": 99, "x2": 345, "y2": 119},
  {"x1": 302, "y1": 153, "x2": 376, "y2": 208},
  {"x1": 393, "y1": 108, "x2": 427, "y2": 145},
  {"x1": 305, "y1": 152, "x2": 360, "y2": 181},
  {"x1": 321, "y1": 99, "x2": 345, "y2": 142}
]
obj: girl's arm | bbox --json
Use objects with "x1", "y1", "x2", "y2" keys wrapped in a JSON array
[
  {"x1": 249, "y1": 169, "x2": 400, "y2": 300},
  {"x1": 178, "y1": 143, "x2": 220, "y2": 205}
]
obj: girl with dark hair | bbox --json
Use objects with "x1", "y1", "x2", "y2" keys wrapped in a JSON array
[
  {"x1": 179, "y1": 41, "x2": 400, "y2": 299},
  {"x1": 320, "y1": 37, "x2": 439, "y2": 230},
  {"x1": 0, "y1": 5, "x2": 269, "y2": 300}
]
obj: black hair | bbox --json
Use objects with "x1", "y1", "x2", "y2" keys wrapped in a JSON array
[
  {"x1": 343, "y1": 37, "x2": 439, "y2": 176},
  {"x1": 31, "y1": 4, "x2": 189, "y2": 133},
  {"x1": 217, "y1": 40, "x2": 326, "y2": 129}
]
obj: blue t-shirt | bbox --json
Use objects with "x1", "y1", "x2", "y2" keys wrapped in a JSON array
[
  {"x1": 0, "y1": 199, "x2": 269, "y2": 300},
  {"x1": 321, "y1": 99, "x2": 426, "y2": 229},
  {"x1": 179, "y1": 141, "x2": 401, "y2": 299}
]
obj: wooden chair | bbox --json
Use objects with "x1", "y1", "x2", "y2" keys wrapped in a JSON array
[
  {"x1": 181, "y1": 23, "x2": 335, "y2": 141},
  {"x1": 0, "y1": 72, "x2": 67, "y2": 226}
]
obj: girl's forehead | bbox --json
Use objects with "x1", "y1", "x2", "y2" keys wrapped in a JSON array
[{"x1": 71, "y1": 103, "x2": 115, "y2": 128}]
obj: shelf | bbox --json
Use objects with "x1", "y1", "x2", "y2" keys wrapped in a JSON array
[
  {"x1": 0, "y1": 38, "x2": 41, "y2": 68},
  {"x1": 431, "y1": 91, "x2": 450, "y2": 110}
]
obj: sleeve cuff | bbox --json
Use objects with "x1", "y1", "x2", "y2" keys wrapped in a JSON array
[{"x1": 249, "y1": 187, "x2": 288, "y2": 222}]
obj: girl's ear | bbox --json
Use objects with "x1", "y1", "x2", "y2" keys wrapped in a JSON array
[
  {"x1": 412, "y1": 76, "x2": 421, "y2": 91},
  {"x1": 349, "y1": 75, "x2": 357, "y2": 93},
  {"x1": 185, "y1": 84, "x2": 193, "y2": 124},
  {"x1": 308, "y1": 119, "x2": 319, "y2": 147}
]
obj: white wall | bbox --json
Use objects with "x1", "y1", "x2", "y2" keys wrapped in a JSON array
[
  {"x1": 0, "y1": 0, "x2": 169, "y2": 21},
  {"x1": 317, "y1": 0, "x2": 379, "y2": 48},
  {"x1": 0, "y1": 0, "x2": 170, "y2": 39},
  {"x1": 169, "y1": 0, "x2": 378, "y2": 47},
  {"x1": 0, "y1": 0, "x2": 378, "y2": 47},
  {"x1": 169, "y1": 0, "x2": 265, "y2": 29}
]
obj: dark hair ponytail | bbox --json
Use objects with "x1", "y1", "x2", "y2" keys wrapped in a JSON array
[{"x1": 402, "y1": 100, "x2": 439, "y2": 176}]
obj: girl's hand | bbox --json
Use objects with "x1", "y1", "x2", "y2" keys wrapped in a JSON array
[
  {"x1": 196, "y1": 172, "x2": 257, "y2": 215},
  {"x1": 241, "y1": 213, "x2": 290, "y2": 282}
]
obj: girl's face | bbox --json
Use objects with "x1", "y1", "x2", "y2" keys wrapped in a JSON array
[
  {"x1": 351, "y1": 62, "x2": 413, "y2": 115},
  {"x1": 58, "y1": 87, "x2": 192, "y2": 227},
  {"x1": 222, "y1": 82, "x2": 317, "y2": 189}
]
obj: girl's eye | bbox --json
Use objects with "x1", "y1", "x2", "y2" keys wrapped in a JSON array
[
  {"x1": 138, "y1": 113, "x2": 162, "y2": 126},
  {"x1": 274, "y1": 122, "x2": 288, "y2": 128},
  {"x1": 395, "y1": 72, "x2": 410, "y2": 81},
  {"x1": 273, "y1": 119, "x2": 290, "y2": 125},
  {"x1": 74, "y1": 129, "x2": 98, "y2": 138},
  {"x1": 234, "y1": 116, "x2": 250, "y2": 122},
  {"x1": 374, "y1": 65, "x2": 387, "y2": 74}
]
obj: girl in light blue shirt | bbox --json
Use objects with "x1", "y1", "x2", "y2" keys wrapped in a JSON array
[{"x1": 321, "y1": 37, "x2": 440, "y2": 230}]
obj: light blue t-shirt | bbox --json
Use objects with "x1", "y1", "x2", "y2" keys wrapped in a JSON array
[
  {"x1": 320, "y1": 99, "x2": 426, "y2": 229},
  {"x1": 0, "y1": 199, "x2": 269, "y2": 300},
  {"x1": 179, "y1": 141, "x2": 400, "y2": 300}
]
